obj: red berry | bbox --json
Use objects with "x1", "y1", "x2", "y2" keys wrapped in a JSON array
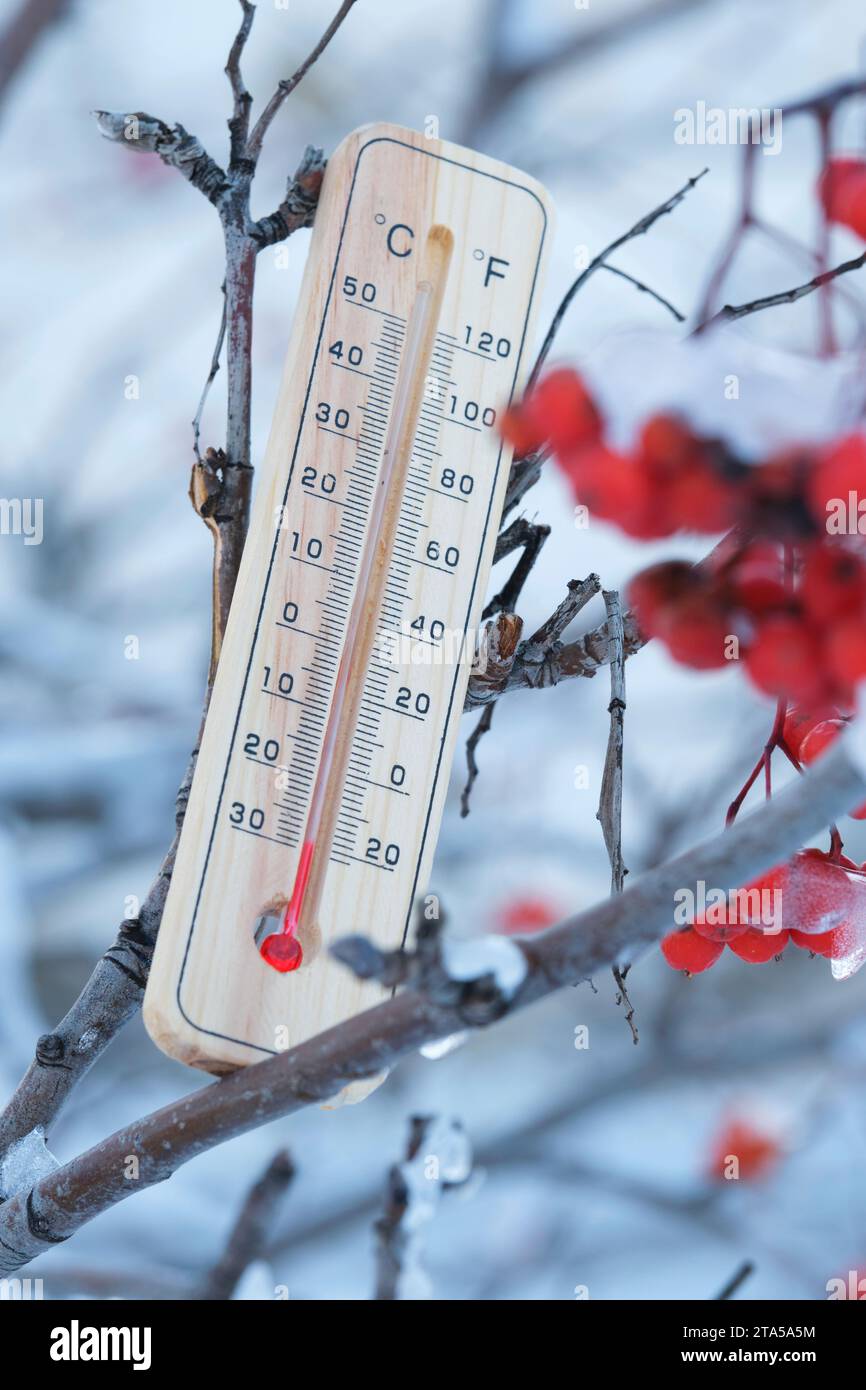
[
  {"x1": 626, "y1": 562, "x2": 699, "y2": 640},
  {"x1": 825, "y1": 615, "x2": 866, "y2": 689},
  {"x1": 745, "y1": 616, "x2": 826, "y2": 704},
  {"x1": 504, "y1": 369, "x2": 603, "y2": 456},
  {"x1": 693, "y1": 916, "x2": 748, "y2": 943},
  {"x1": 662, "y1": 597, "x2": 733, "y2": 670},
  {"x1": 818, "y1": 157, "x2": 866, "y2": 238},
  {"x1": 562, "y1": 444, "x2": 653, "y2": 529},
  {"x1": 799, "y1": 718, "x2": 845, "y2": 764},
  {"x1": 785, "y1": 848, "x2": 866, "y2": 936},
  {"x1": 729, "y1": 543, "x2": 788, "y2": 615},
  {"x1": 660, "y1": 927, "x2": 724, "y2": 973},
  {"x1": 782, "y1": 702, "x2": 842, "y2": 757},
  {"x1": 727, "y1": 928, "x2": 789, "y2": 962},
  {"x1": 808, "y1": 434, "x2": 866, "y2": 531},
  {"x1": 638, "y1": 413, "x2": 697, "y2": 479},
  {"x1": 707, "y1": 1119, "x2": 781, "y2": 1181},
  {"x1": 790, "y1": 925, "x2": 846, "y2": 957},
  {"x1": 801, "y1": 544, "x2": 866, "y2": 620},
  {"x1": 497, "y1": 897, "x2": 559, "y2": 934},
  {"x1": 666, "y1": 464, "x2": 738, "y2": 534}
]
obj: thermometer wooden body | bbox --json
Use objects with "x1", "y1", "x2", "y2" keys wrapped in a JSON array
[{"x1": 144, "y1": 122, "x2": 552, "y2": 1082}]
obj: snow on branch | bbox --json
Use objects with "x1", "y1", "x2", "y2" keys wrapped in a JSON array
[
  {"x1": 374, "y1": 1116, "x2": 472, "y2": 1300},
  {"x1": 93, "y1": 111, "x2": 229, "y2": 205}
]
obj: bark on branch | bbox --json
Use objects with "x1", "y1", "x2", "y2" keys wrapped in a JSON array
[{"x1": 2, "y1": 734, "x2": 864, "y2": 1273}]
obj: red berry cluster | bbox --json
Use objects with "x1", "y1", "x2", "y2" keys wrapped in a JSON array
[
  {"x1": 819, "y1": 156, "x2": 866, "y2": 239},
  {"x1": 660, "y1": 847, "x2": 865, "y2": 974},
  {"x1": 504, "y1": 369, "x2": 750, "y2": 538},
  {"x1": 505, "y1": 369, "x2": 866, "y2": 702},
  {"x1": 626, "y1": 529, "x2": 866, "y2": 706}
]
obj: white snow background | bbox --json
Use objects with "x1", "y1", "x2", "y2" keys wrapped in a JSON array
[{"x1": 2, "y1": 0, "x2": 866, "y2": 1300}]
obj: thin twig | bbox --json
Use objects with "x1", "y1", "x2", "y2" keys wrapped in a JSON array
[
  {"x1": 599, "y1": 263, "x2": 685, "y2": 321},
  {"x1": 225, "y1": 0, "x2": 255, "y2": 170},
  {"x1": 197, "y1": 1149, "x2": 295, "y2": 1301},
  {"x1": 528, "y1": 169, "x2": 708, "y2": 391},
  {"x1": 461, "y1": 703, "x2": 495, "y2": 818},
  {"x1": 246, "y1": 0, "x2": 360, "y2": 162},
  {"x1": 192, "y1": 291, "x2": 227, "y2": 463},
  {"x1": 695, "y1": 249, "x2": 866, "y2": 334},
  {"x1": 597, "y1": 591, "x2": 636, "y2": 1043},
  {"x1": 715, "y1": 1259, "x2": 755, "y2": 1301}
]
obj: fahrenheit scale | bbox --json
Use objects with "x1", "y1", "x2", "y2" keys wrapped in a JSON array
[{"x1": 144, "y1": 123, "x2": 552, "y2": 1084}]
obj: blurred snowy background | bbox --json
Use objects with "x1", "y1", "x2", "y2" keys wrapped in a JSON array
[{"x1": 3, "y1": 0, "x2": 866, "y2": 1301}]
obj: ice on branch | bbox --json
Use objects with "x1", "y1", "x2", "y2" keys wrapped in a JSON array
[{"x1": 0, "y1": 1126, "x2": 60, "y2": 1201}]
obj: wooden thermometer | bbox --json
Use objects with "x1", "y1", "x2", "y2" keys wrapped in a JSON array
[{"x1": 144, "y1": 123, "x2": 552, "y2": 1090}]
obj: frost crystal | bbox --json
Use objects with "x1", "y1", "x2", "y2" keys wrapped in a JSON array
[{"x1": 0, "y1": 1126, "x2": 60, "y2": 1200}]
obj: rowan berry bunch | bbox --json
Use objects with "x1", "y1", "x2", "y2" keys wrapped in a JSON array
[
  {"x1": 504, "y1": 369, "x2": 866, "y2": 708},
  {"x1": 660, "y1": 847, "x2": 866, "y2": 974}
]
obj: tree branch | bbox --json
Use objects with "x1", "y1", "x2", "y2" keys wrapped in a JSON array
[
  {"x1": 0, "y1": 0, "x2": 70, "y2": 111},
  {"x1": 225, "y1": 0, "x2": 255, "y2": 170},
  {"x1": 374, "y1": 1116, "x2": 471, "y2": 1300},
  {"x1": 93, "y1": 110, "x2": 229, "y2": 205},
  {"x1": 0, "y1": 6, "x2": 330, "y2": 1163},
  {"x1": 2, "y1": 734, "x2": 865, "y2": 1273},
  {"x1": 695, "y1": 249, "x2": 866, "y2": 334}
]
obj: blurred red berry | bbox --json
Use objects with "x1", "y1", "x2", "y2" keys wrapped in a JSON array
[
  {"x1": 561, "y1": 444, "x2": 649, "y2": 526},
  {"x1": 638, "y1": 412, "x2": 697, "y2": 479},
  {"x1": 808, "y1": 434, "x2": 866, "y2": 531},
  {"x1": 497, "y1": 897, "x2": 559, "y2": 935},
  {"x1": 660, "y1": 927, "x2": 723, "y2": 973},
  {"x1": 666, "y1": 464, "x2": 739, "y2": 534},
  {"x1": 626, "y1": 561, "x2": 699, "y2": 639},
  {"x1": 708, "y1": 1118, "x2": 781, "y2": 1181},
  {"x1": 818, "y1": 157, "x2": 866, "y2": 239},
  {"x1": 825, "y1": 615, "x2": 866, "y2": 689},
  {"x1": 799, "y1": 718, "x2": 845, "y2": 764},
  {"x1": 503, "y1": 369, "x2": 603, "y2": 456},
  {"x1": 801, "y1": 543, "x2": 866, "y2": 620},
  {"x1": 662, "y1": 597, "x2": 733, "y2": 669},
  {"x1": 729, "y1": 542, "x2": 787, "y2": 614},
  {"x1": 745, "y1": 616, "x2": 826, "y2": 704}
]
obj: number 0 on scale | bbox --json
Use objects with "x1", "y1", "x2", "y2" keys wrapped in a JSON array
[{"x1": 144, "y1": 123, "x2": 553, "y2": 1087}]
